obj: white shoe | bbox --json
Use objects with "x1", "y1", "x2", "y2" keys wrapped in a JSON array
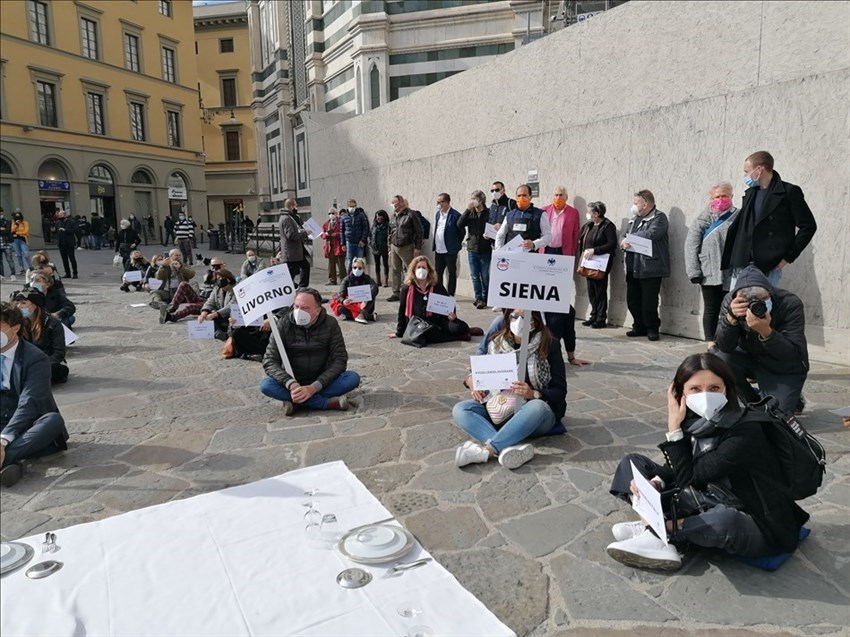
[
  {"x1": 498, "y1": 443, "x2": 534, "y2": 469},
  {"x1": 8, "y1": 275, "x2": 16, "y2": 282},
  {"x1": 611, "y1": 520, "x2": 645, "y2": 542},
  {"x1": 606, "y1": 529, "x2": 681, "y2": 571},
  {"x1": 454, "y1": 443, "x2": 490, "y2": 468},
  {"x1": 491, "y1": 306, "x2": 501, "y2": 312},
  {"x1": 354, "y1": 314, "x2": 368, "y2": 324}
]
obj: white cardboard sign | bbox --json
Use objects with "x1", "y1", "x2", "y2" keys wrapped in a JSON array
[
  {"x1": 232, "y1": 264, "x2": 296, "y2": 326},
  {"x1": 426, "y1": 293, "x2": 455, "y2": 316},
  {"x1": 62, "y1": 324, "x2": 78, "y2": 346},
  {"x1": 147, "y1": 278, "x2": 163, "y2": 290},
  {"x1": 230, "y1": 304, "x2": 263, "y2": 328},
  {"x1": 123, "y1": 270, "x2": 143, "y2": 282},
  {"x1": 346, "y1": 284, "x2": 373, "y2": 303},
  {"x1": 487, "y1": 252, "x2": 574, "y2": 313},
  {"x1": 579, "y1": 253, "x2": 610, "y2": 271},
  {"x1": 629, "y1": 460, "x2": 667, "y2": 546},
  {"x1": 188, "y1": 321, "x2": 215, "y2": 340},
  {"x1": 469, "y1": 353, "x2": 519, "y2": 391},
  {"x1": 484, "y1": 223, "x2": 499, "y2": 240},
  {"x1": 303, "y1": 217, "x2": 323, "y2": 240},
  {"x1": 625, "y1": 233, "x2": 653, "y2": 257},
  {"x1": 496, "y1": 235, "x2": 524, "y2": 253}
]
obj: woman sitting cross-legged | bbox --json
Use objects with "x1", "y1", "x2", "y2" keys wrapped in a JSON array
[
  {"x1": 452, "y1": 308, "x2": 567, "y2": 470},
  {"x1": 333, "y1": 257, "x2": 378, "y2": 324},
  {"x1": 605, "y1": 353, "x2": 810, "y2": 571},
  {"x1": 13, "y1": 289, "x2": 69, "y2": 384},
  {"x1": 389, "y1": 255, "x2": 472, "y2": 345},
  {"x1": 121, "y1": 250, "x2": 150, "y2": 292}
]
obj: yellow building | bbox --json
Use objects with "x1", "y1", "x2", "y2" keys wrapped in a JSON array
[
  {"x1": 0, "y1": 0, "x2": 205, "y2": 247},
  {"x1": 194, "y1": 1, "x2": 258, "y2": 237}
]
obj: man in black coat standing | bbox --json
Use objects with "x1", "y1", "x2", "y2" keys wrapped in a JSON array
[
  {"x1": 53, "y1": 210, "x2": 79, "y2": 279},
  {"x1": 722, "y1": 150, "x2": 817, "y2": 287}
]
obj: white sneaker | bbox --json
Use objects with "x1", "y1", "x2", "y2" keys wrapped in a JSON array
[
  {"x1": 606, "y1": 529, "x2": 682, "y2": 571},
  {"x1": 454, "y1": 443, "x2": 490, "y2": 468},
  {"x1": 611, "y1": 520, "x2": 645, "y2": 542},
  {"x1": 354, "y1": 314, "x2": 368, "y2": 324},
  {"x1": 498, "y1": 443, "x2": 534, "y2": 469},
  {"x1": 491, "y1": 306, "x2": 501, "y2": 312},
  {"x1": 8, "y1": 275, "x2": 16, "y2": 282}
]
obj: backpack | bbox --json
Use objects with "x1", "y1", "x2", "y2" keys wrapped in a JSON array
[{"x1": 738, "y1": 397, "x2": 826, "y2": 500}]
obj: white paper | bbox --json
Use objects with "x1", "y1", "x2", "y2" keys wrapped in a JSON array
[
  {"x1": 828, "y1": 406, "x2": 850, "y2": 417},
  {"x1": 579, "y1": 253, "x2": 610, "y2": 271},
  {"x1": 487, "y1": 252, "x2": 574, "y2": 314},
  {"x1": 232, "y1": 263, "x2": 296, "y2": 326},
  {"x1": 629, "y1": 461, "x2": 667, "y2": 545},
  {"x1": 497, "y1": 234, "x2": 524, "y2": 253},
  {"x1": 147, "y1": 278, "x2": 163, "y2": 290},
  {"x1": 346, "y1": 284, "x2": 373, "y2": 303},
  {"x1": 625, "y1": 233, "x2": 653, "y2": 257},
  {"x1": 470, "y1": 353, "x2": 519, "y2": 391},
  {"x1": 303, "y1": 217, "x2": 323, "y2": 240},
  {"x1": 484, "y1": 223, "x2": 499, "y2": 240},
  {"x1": 129, "y1": 303, "x2": 148, "y2": 308},
  {"x1": 229, "y1": 304, "x2": 263, "y2": 328},
  {"x1": 123, "y1": 270, "x2": 143, "y2": 282},
  {"x1": 62, "y1": 324, "x2": 78, "y2": 345},
  {"x1": 426, "y1": 292, "x2": 455, "y2": 316},
  {"x1": 188, "y1": 321, "x2": 215, "y2": 340}
]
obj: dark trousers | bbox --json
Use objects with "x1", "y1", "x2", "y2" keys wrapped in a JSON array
[
  {"x1": 2, "y1": 413, "x2": 66, "y2": 466},
  {"x1": 51, "y1": 362, "x2": 69, "y2": 384},
  {"x1": 287, "y1": 259, "x2": 311, "y2": 288},
  {"x1": 586, "y1": 275, "x2": 610, "y2": 323},
  {"x1": 373, "y1": 250, "x2": 389, "y2": 284},
  {"x1": 713, "y1": 348, "x2": 807, "y2": 416},
  {"x1": 626, "y1": 273, "x2": 663, "y2": 333},
  {"x1": 434, "y1": 252, "x2": 458, "y2": 296},
  {"x1": 544, "y1": 306, "x2": 577, "y2": 354},
  {"x1": 611, "y1": 453, "x2": 777, "y2": 557},
  {"x1": 58, "y1": 243, "x2": 77, "y2": 277},
  {"x1": 326, "y1": 253, "x2": 345, "y2": 283},
  {"x1": 231, "y1": 326, "x2": 270, "y2": 355},
  {"x1": 337, "y1": 299, "x2": 376, "y2": 320},
  {"x1": 701, "y1": 285, "x2": 726, "y2": 341},
  {"x1": 177, "y1": 238, "x2": 193, "y2": 264}
]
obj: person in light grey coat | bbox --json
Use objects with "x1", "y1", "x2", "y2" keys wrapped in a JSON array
[{"x1": 685, "y1": 181, "x2": 740, "y2": 341}]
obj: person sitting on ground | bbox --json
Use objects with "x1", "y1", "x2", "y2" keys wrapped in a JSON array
[
  {"x1": 160, "y1": 268, "x2": 235, "y2": 340},
  {"x1": 1, "y1": 302, "x2": 69, "y2": 487},
  {"x1": 712, "y1": 264, "x2": 808, "y2": 416},
  {"x1": 28, "y1": 272, "x2": 76, "y2": 328},
  {"x1": 605, "y1": 353, "x2": 809, "y2": 571},
  {"x1": 13, "y1": 290, "x2": 68, "y2": 384},
  {"x1": 142, "y1": 254, "x2": 164, "y2": 292},
  {"x1": 26, "y1": 251, "x2": 56, "y2": 286},
  {"x1": 260, "y1": 287, "x2": 361, "y2": 415},
  {"x1": 150, "y1": 249, "x2": 195, "y2": 310},
  {"x1": 121, "y1": 250, "x2": 150, "y2": 292},
  {"x1": 454, "y1": 308, "x2": 566, "y2": 470},
  {"x1": 227, "y1": 310, "x2": 274, "y2": 361},
  {"x1": 240, "y1": 249, "x2": 266, "y2": 280},
  {"x1": 389, "y1": 255, "x2": 473, "y2": 345},
  {"x1": 333, "y1": 257, "x2": 378, "y2": 324}
]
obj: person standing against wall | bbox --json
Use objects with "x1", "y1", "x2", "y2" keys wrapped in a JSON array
[
  {"x1": 340, "y1": 199, "x2": 370, "y2": 274},
  {"x1": 279, "y1": 198, "x2": 311, "y2": 288},
  {"x1": 387, "y1": 195, "x2": 423, "y2": 303},
  {"x1": 458, "y1": 190, "x2": 492, "y2": 309},
  {"x1": 578, "y1": 201, "x2": 617, "y2": 329},
  {"x1": 432, "y1": 193, "x2": 464, "y2": 297}
]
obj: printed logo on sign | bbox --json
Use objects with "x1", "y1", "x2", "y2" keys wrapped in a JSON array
[
  {"x1": 265, "y1": 270, "x2": 274, "y2": 276},
  {"x1": 238, "y1": 288, "x2": 246, "y2": 298},
  {"x1": 547, "y1": 258, "x2": 556, "y2": 266},
  {"x1": 496, "y1": 258, "x2": 511, "y2": 271}
]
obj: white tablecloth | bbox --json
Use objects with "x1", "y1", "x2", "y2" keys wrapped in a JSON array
[{"x1": 1, "y1": 461, "x2": 515, "y2": 637}]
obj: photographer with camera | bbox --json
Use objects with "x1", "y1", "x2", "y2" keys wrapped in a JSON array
[{"x1": 713, "y1": 265, "x2": 808, "y2": 416}]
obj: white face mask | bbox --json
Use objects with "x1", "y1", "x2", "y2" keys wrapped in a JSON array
[
  {"x1": 293, "y1": 307, "x2": 312, "y2": 326},
  {"x1": 585, "y1": 213, "x2": 592, "y2": 221},
  {"x1": 630, "y1": 204, "x2": 640, "y2": 215},
  {"x1": 0, "y1": 330, "x2": 8, "y2": 349},
  {"x1": 685, "y1": 391, "x2": 728, "y2": 421},
  {"x1": 351, "y1": 268, "x2": 364, "y2": 277},
  {"x1": 415, "y1": 268, "x2": 429, "y2": 281},
  {"x1": 509, "y1": 316, "x2": 524, "y2": 337},
  {"x1": 348, "y1": 207, "x2": 355, "y2": 213}
]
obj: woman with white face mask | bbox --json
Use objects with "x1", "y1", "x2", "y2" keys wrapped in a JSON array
[
  {"x1": 333, "y1": 257, "x2": 378, "y2": 324},
  {"x1": 453, "y1": 308, "x2": 567, "y2": 470},
  {"x1": 606, "y1": 353, "x2": 810, "y2": 572},
  {"x1": 388, "y1": 255, "x2": 475, "y2": 346}
]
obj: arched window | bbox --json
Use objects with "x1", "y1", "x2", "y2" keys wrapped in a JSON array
[
  {"x1": 168, "y1": 172, "x2": 187, "y2": 190},
  {"x1": 370, "y1": 66, "x2": 381, "y2": 110},
  {"x1": 89, "y1": 164, "x2": 114, "y2": 184},
  {"x1": 0, "y1": 157, "x2": 12, "y2": 174},
  {"x1": 38, "y1": 159, "x2": 68, "y2": 182},
  {"x1": 131, "y1": 169, "x2": 153, "y2": 184}
]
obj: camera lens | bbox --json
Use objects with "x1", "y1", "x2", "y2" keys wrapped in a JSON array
[{"x1": 748, "y1": 299, "x2": 767, "y2": 318}]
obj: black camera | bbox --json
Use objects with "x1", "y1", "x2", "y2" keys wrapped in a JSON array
[
  {"x1": 202, "y1": 257, "x2": 212, "y2": 267},
  {"x1": 748, "y1": 298, "x2": 768, "y2": 318}
]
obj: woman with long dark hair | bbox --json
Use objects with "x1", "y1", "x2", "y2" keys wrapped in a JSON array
[
  {"x1": 606, "y1": 353, "x2": 809, "y2": 571},
  {"x1": 14, "y1": 289, "x2": 69, "y2": 384}
]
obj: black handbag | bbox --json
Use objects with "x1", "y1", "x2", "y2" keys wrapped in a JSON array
[{"x1": 401, "y1": 315, "x2": 432, "y2": 348}]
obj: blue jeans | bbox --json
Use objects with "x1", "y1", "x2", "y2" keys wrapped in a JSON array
[
  {"x1": 467, "y1": 251, "x2": 491, "y2": 303},
  {"x1": 452, "y1": 398, "x2": 556, "y2": 454},
  {"x1": 345, "y1": 242, "x2": 364, "y2": 273},
  {"x1": 731, "y1": 266, "x2": 782, "y2": 289},
  {"x1": 12, "y1": 238, "x2": 29, "y2": 271},
  {"x1": 2, "y1": 413, "x2": 66, "y2": 466},
  {"x1": 477, "y1": 316, "x2": 503, "y2": 355},
  {"x1": 259, "y1": 370, "x2": 361, "y2": 409}
]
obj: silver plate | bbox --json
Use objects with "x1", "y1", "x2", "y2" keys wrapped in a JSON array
[
  {"x1": 0, "y1": 542, "x2": 35, "y2": 575},
  {"x1": 336, "y1": 567, "x2": 372, "y2": 589},
  {"x1": 336, "y1": 524, "x2": 416, "y2": 565}
]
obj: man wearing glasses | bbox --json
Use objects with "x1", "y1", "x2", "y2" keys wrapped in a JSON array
[{"x1": 488, "y1": 181, "x2": 516, "y2": 230}]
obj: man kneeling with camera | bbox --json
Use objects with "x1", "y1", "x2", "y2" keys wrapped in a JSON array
[{"x1": 713, "y1": 265, "x2": 808, "y2": 416}]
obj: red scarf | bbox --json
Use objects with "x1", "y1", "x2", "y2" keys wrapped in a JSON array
[{"x1": 405, "y1": 284, "x2": 433, "y2": 319}]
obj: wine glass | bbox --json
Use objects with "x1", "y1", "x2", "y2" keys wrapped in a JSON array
[
  {"x1": 407, "y1": 626, "x2": 434, "y2": 637},
  {"x1": 396, "y1": 603, "x2": 422, "y2": 619},
  {"x1": 321, "y1": 513, "x2": 339, "y2": 542}
]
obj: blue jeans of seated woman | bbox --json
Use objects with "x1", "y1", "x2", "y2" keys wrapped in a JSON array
[
  {"x1": 467, "y1": 252, "x2": 491, "y2": 303},
  {"x1": 452, "y1": 398, "x2": 556, "y2": 454},
  {"x1": 259, "y1": 370, "x2": 361, "y2": 409},
  {"x1": 61, "y1": 315, "x2": 76, "y2": 328}
]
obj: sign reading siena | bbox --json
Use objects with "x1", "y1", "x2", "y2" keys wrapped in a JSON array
[{"x1": 487, "y1": 252, "x2": 574, "y2": 314}]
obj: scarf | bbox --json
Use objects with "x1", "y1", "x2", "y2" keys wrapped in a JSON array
[
  {"x1": 405, "y1": 284, "x2": 432, "y2": 319},
  {"x1": 702, "y1": 208, "x2": 736, "y2": 240},
  {"x1": 682, "y1": 404, "x2": 744, "y2": 459},
  {"x1": 487, "y1": 330, "x2": 551, "y2": 391}
]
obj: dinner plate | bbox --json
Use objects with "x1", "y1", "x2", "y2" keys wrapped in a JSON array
[
  {"x1": 337, "y1": 524, "x2": 416, "y2": 564},
  {"x1": 0, "y1": 542, "x2": 35, "y2": 575}
]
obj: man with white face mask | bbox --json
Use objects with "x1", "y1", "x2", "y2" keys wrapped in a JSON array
[
  {"x1": 713, "y1": 265, "x2": 808, "y2": 416},
  {"x1": 260, "y1": 288, "x2": 360, "y2": 416}
]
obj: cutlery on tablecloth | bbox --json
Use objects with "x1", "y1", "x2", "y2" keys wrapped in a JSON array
[{"x1": 383, "y1": 557, "x2": 432, "y2": 578}]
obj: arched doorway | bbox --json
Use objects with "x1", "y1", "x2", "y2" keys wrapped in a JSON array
[
  {"x1": 0, "y1": 156, "x2": 14, "y2": 213},
  {"x1": 167, "y1": 172, "x2": 190, "y2": 219},
  {"x1": 88, "y1": 164, "x2": 117, "y2": 232},
  {"x1": 131, "y1": 168, "x2": 156, "y2": 243},
  {"x1": 38, "y1": 159, "x2": 71, "y2": 243}
]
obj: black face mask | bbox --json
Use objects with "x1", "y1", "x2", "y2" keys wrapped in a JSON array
[{"x1": 216, "y1": 279, "x2": 231, "y2": 288}]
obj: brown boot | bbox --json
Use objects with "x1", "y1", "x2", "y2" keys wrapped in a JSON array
[{"x1": 327, "y1": 395, "x2": 351, "y2": 411}]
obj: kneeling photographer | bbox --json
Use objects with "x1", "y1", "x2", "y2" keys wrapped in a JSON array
[{"x1": 713, "y1": 265, "x2": 808, "y2": 415}]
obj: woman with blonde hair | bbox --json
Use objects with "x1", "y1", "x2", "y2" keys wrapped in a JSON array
[{"x1": 389, "y1": 255, "x2": 474, "y2": 346}]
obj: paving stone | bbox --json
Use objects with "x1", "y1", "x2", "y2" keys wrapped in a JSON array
[
  {"x1": 117, "y1": 430, "x2": 213, "y2": 468},
  {"x1": 171, "y1": 447, "x2": 301, "y2": 486},
  {"x1": 304, "y1": 430, "x2": 402, "y2": 469},
  {"x1": 410, "y1": 463, "x2": 484, "y2": 491},
  {"x1": 382, "y1": 490, "x2": 437, "y2": 516},
  {"x1": 353, "y1": 462, "x2": 419, "y2": 495},
  {"x1": 566, "y1": 468, "x2": 607, "y2": 492},
  {"x1": 0, "y1": 510, "x2": 53, "y2": 541},
  {"x1": 266, "y1": 423, "x2": 335, "y2": 444},
  {"x1": 403, "y1": 422, "x2": 467, "y2": 460},
  {"x1": 567, "y1": 425, "x2": 614, "y2": 446},
  {"x1": 405, "y1": 506, "x2": 488, "y2": 551},
  {"x1": 93, "y1": 470, "x2": 191, "y2": 511},
  {"x1": 477, "y1": 469, "x2": 550, "y2": 523},
  {"x1": 26, "y1": 463, "x2": 132, "y2": 511},
  {"x1": 332, "y1": 416, "x2": 386, "y2": 434},
  {"x1": 567, "y1": 399, "x2": 609, "y2": 414},
  {"x1": 498, "y1": 505, "x2": 593, "y2": 557},
  {"x1": 207, "y1": 423, "x2": 269, "y2": 452}
]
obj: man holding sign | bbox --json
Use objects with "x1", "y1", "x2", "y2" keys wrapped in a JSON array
[
  {"x1": 260, "y1": 288, "x2": 360, "y2": 416},
  {"x1": 621, "y1": 190, "x2": 670, "y2": 341}
]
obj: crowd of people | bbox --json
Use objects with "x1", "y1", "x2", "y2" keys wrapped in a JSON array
[{"x1": 0, "y1": 150, "x2": 826, "y2": 575}]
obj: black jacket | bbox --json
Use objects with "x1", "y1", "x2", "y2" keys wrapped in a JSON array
[
  {"x1": 340, "y1": 272, "x2": 378, "y2": 301},
  {"x1": 458, "y1": 207, "x2": 492, "y2": 254},
  {"x1": 722, "y1": 171, "x2": 817, "y2": 273},
  {"x1": 53, "y1": 218, "x2": 78, "y2": 247},
  {"x1": 41, "y1": 286, "x2": 76, "y2": 320},
  {"x1": 389, "y1": 208, "x2": 423, "y2": 249},
  {"x1": 579, "y1": 218, "x2": 618, "y2": 274},
  {"x1": 714, "y1": 266, "x2": 808, "y2": 375},
  {"x1": 395, "y1": 283, "x2": 453, "y2": 337},
  {"x1": 658, "y1": 410, "x2": 809, "y2": 553},
  {"x1": 488, "y1": 195, "x2": 515, "y2": 225},
  {"x1": 29, "y1": 313, "x2": 66, "y2": 366}
]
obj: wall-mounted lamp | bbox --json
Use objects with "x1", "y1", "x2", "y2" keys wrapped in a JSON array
[{"x1": 22, "y1": 125, "x2": 34, "y2": 132}]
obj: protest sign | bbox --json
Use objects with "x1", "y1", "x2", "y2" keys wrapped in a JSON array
[
  {"x1": 188, "y1": 321, "x2": 215, "y2": 340},
  {"x1": 346, "y1": 285, "x2": 373, "y2": 303},
  {"x1": 487, "y1": 252, "x2": 574, "y2": 314},
  {"x1": 629, "y1": 461, "x2": 667, "y2": 545},
  {"x1": 470, "y1": 353, "x2": 519, "y2": 391},
  {"x1": 230, "y1": 304, "x2": 263, "y2": 328},
  {"x1": 123, "y1": 270, "x2": 143, "y2": 283},
  {"x1": 147, "y1": 278, "x2": 163, "y2": 290},
  {"x1": 426, "y1": 293, "x2": 455, "y2": 316},
  {"x1": 496, "y1": 235, "x2": 524, "y2": 253},
  {"x1": 303, "y1": 217, "x2": 323, "y2": 240},
  {"x1": 63, "y1": 324, "x2": 78, "y2": 346},
  {"x1": 580, "y1": 253, "x2": 610, "y2": 271},
  {"x1": 233, "y1": 264, "x2": 296, "y2": 326},
  {"x1": 484, "y1": 223, "x2": 499, "y2": 240},
  {"x1": 625, "y1": 233, "x2": 653, "y2": 257}
]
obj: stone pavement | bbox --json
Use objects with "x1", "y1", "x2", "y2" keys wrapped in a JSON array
[{"x1": 1, "y1": 247, "x2": 848, "y2": 636}]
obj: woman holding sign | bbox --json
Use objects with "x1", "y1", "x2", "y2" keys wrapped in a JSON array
[
  {"x1": 606, "y1": 353, "x2": 809, "y2": 571},
  {"x1": 334, "y1": 257, "x2": 378, "y2": 324},
  {"x1": 120, "y1": 251, "x2": 150, "y2": 292},
  {"x1": 578, "y1": 201, "x2": 618, "y2": 329},
  {"x1": 453, "y1": 308, "x2": 567, "y2": 470},
  {"x1": 389, "y1": 256, "x2": 472, "y2": 346}
]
